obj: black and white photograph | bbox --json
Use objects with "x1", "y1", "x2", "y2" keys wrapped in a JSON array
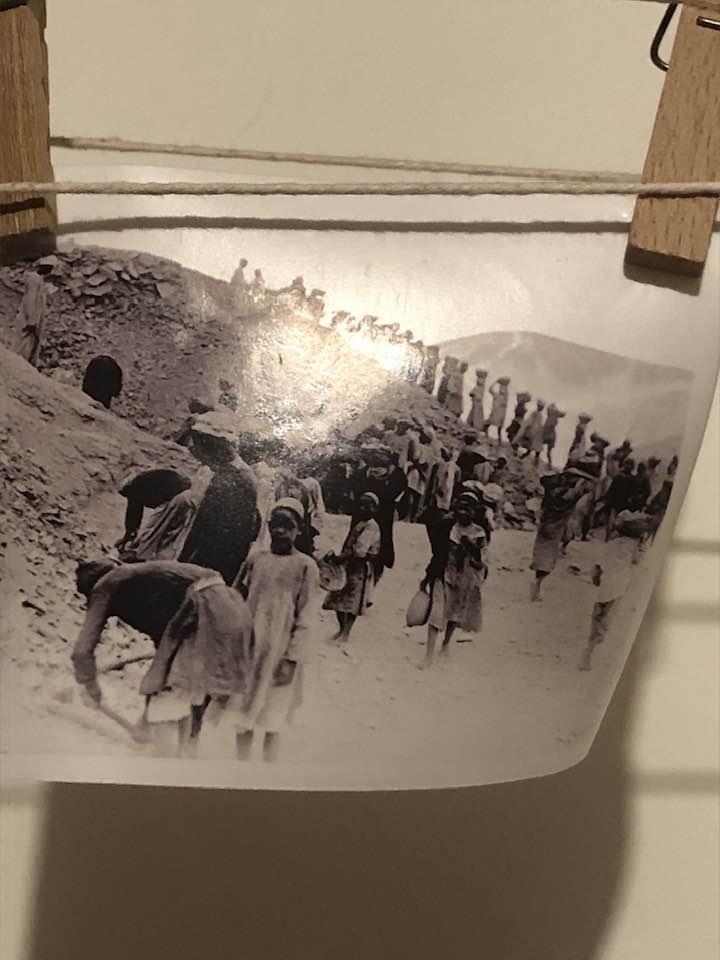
[{"x1": 0, "y1": 193, "x2": 717, "y2": 789}]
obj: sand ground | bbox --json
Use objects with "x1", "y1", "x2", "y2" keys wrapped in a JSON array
[{"x1": 0, "y1": 514, "x2": 643, "y2": 781}]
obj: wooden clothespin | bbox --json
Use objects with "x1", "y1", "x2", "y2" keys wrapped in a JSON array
[
  {"x1": 627, "y1": 2, "x2": 720, "y2": 276},
  {"x1": 0, "y1": 0, "x2": 55, "y2": 263}
]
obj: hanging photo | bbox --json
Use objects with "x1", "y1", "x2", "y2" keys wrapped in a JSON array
[{"x1": 1, "y1": 169, "x2": 718, "y2": 789}]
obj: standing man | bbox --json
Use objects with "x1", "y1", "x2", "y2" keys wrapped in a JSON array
[
  {"x1": 351, "y1": 447, "x2": 407, "y2": 575},
  {"x1": 384, "y1": 418, "x2": 416, "y2": 473},
  {"x1": 485, "y1": 377, "x2": 511, "y2": 445},
  {"x1": 606, "y1": 440, "x2": 633, "y2": 478},
  {"x1": 434, "y1": 447, "x2": 461, "y2": 512},
  {"x1": 516, "y1": 398, "x2": 547, "y2": 463},
  {"x1": 603, "y1": 457, "x2": 635, "y2": 540},
  {"x1": 567, "y1": 413, "x2": 593, "y2": 464},
  {"x1": 420, "y1": 490, "x2": 488, "y2": 666},
  {"x1": 467, "y1": 369, "x2": 489, "y2": 432},
  {"x1": 445, "y1": 360, "x2": 468, "y2": 417},
  {"x1": 436, "y1": 356, "x2": 455, "y2": 406},
  {"x1": 418, "y1": 345, "x2": 441, "y2": 394},
  {"x1": 405, "y1": 431, "x2": 432, "y2": 522},
  {"x1": 179, "y1": 428, "x2": 260, "y2": 584},
  {"x1": 646, "y1": 456, "x2": 664, "y2": 502},
  {"x1": 628, "y1": 461, "x2": 652, "y2": 512},
  {"x1": 529, "y1": 468, "x2": 595, "y2": 601},
  {"x1": 13, "y1": 270, "x2": 49, "y2": 367},
  {"x1": 579, "y1": 516, "x2": 647, "y2": 671},
  {"x1": 456, "y1": 431, "x2": 486, "y2": 483},
  {"x1": 542, "y1": 403, "x2": 566, "y2": 468}
]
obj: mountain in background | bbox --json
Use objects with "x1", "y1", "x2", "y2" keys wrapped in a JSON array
[{"x1": 438, "y1": 330, "x2": 691, "y2": 462}]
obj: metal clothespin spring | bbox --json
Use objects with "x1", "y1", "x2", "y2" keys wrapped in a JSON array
[
  {"x1": 697, "y1": 15, "x2": 720, "y2": 32},
  {"x1": 651, "y1": 2, "x2": 720, "y2": 72}
]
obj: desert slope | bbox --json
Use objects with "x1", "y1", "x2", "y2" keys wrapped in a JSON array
[
  {"x1": 1, "y1": 246, "x2": 458, "y2": 451},
  {"x1": 0, "y1": 344, "x2": 198, "y2": 749}
]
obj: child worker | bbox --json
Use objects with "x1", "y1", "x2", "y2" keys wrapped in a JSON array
[
  {"x1": 322, "y1": 491, "x2": 382, "y2": 643},
  {"x1": 529, "y1": 467, "x2": 595, "y2": 602},
  {"x1": 578, "y1": 512, "x2": 648, "y2": 671},
  {"x1": 233, "y1": 498, "x2": 319, "y2": 762},
  {"x1": 419, "y1": 490, "x2": 488, "y2": 667}
]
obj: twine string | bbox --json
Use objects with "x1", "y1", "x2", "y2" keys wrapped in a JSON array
[
  {"x1": 1, "y1": 179, "x2": 720, "y2": 197},
  {"x1": 0, "y1": 135, "x2": 717, "y2": 197},
  {"x1": 48, "y1": 135, "x2": 637, "y2": 183}
]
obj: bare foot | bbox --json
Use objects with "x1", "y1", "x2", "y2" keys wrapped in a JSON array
[
  {"x1": 578, "y1": 656, "x2": 592, "y2": 672},
  {"x1": 130, "y1": 724, "x2": 152, "y2": 746},
  {"x1": 418, "y1": 657, "x2": 433, "y2": 670},
  {"x1": 180, "y1": 737, "x2": 199, "y2": 758}
]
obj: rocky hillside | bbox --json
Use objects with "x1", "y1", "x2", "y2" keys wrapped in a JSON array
[
  {"x1": 0, "y1": 343, "x2": 196, "y2": 672},
  {"x1": 0, "y1": 245, "x2": 553, "y2": 536},
  {"x1": 0, "y1": 245, "x2": 236, "y2": 437},
  {"x1": 0, "y1": 245, "x2": 462, "y2": 454}
]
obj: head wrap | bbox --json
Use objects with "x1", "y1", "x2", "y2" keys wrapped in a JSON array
[
  {"x1": 483, "y1": 483, "x2": 503, "y2": 505},
  {"x1": 271, "y1": 497, "x2": 305, "y2": 524},
  {"x1": 462, "y1": 480, "x2": 485, "y2": 497}
]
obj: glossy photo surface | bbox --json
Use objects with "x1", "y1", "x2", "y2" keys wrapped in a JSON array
[{"x1": 1, "y1": 185, "x2": 718, "y2": 789}]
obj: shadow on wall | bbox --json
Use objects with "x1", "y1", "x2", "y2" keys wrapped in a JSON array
[{"x1": 22, "y1": 600, "x2": 663, "y2": 960}]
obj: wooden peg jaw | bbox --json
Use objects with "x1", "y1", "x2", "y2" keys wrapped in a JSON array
[
  {"x1": 627, "y1": 3, "x2": 720, "y2": 277},
  {"x1": 0, "y1": 0, "x2": 56, "y2": 263}
]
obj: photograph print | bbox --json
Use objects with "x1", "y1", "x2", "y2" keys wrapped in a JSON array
[{"x1": 0, "y1": 218, "x2": 696, "y2": 789}]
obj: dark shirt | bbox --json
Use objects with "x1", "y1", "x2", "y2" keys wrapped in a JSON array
[
  {"x1": 539, "y1": 474, "x2": 586, "y2": 523},
  {"x1": 457, "y1": 447, "x2": 486, "y2": 483},
  {"x1": 606, "y1": 473, "x2": 635, "y2": 512},
  {"x1": 627, "y1": 475, "x2": 652, "y2": 512},
  {"x1": 179, "y1": 463, "x2": 259, "y2": 585},
  {"x1": 424, "y1": 517, "x2": 487, "y2": 584},
  {"x1": 351, "y1": 467, "x2": 407, "y2": 516},
  {"x1": 351, "y1": 466, "x2": 408, "y2": 570},
  {"x1": 71, "y1": 560, "x2": 214, "y2": 684}
]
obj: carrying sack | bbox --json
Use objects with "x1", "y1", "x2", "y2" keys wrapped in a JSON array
[
  {"x1": 614, "y1": 510, "x2": 650, "y2": 539},
  {"x1": 273, "y1": 657, "x2": 298, "y2": 687},
  {"x1": 406, "y1": 588, "x2": 431, "y2": 627},
  {"x1": 318, "y1": 553, "x2": 347, "y2": 592}
]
